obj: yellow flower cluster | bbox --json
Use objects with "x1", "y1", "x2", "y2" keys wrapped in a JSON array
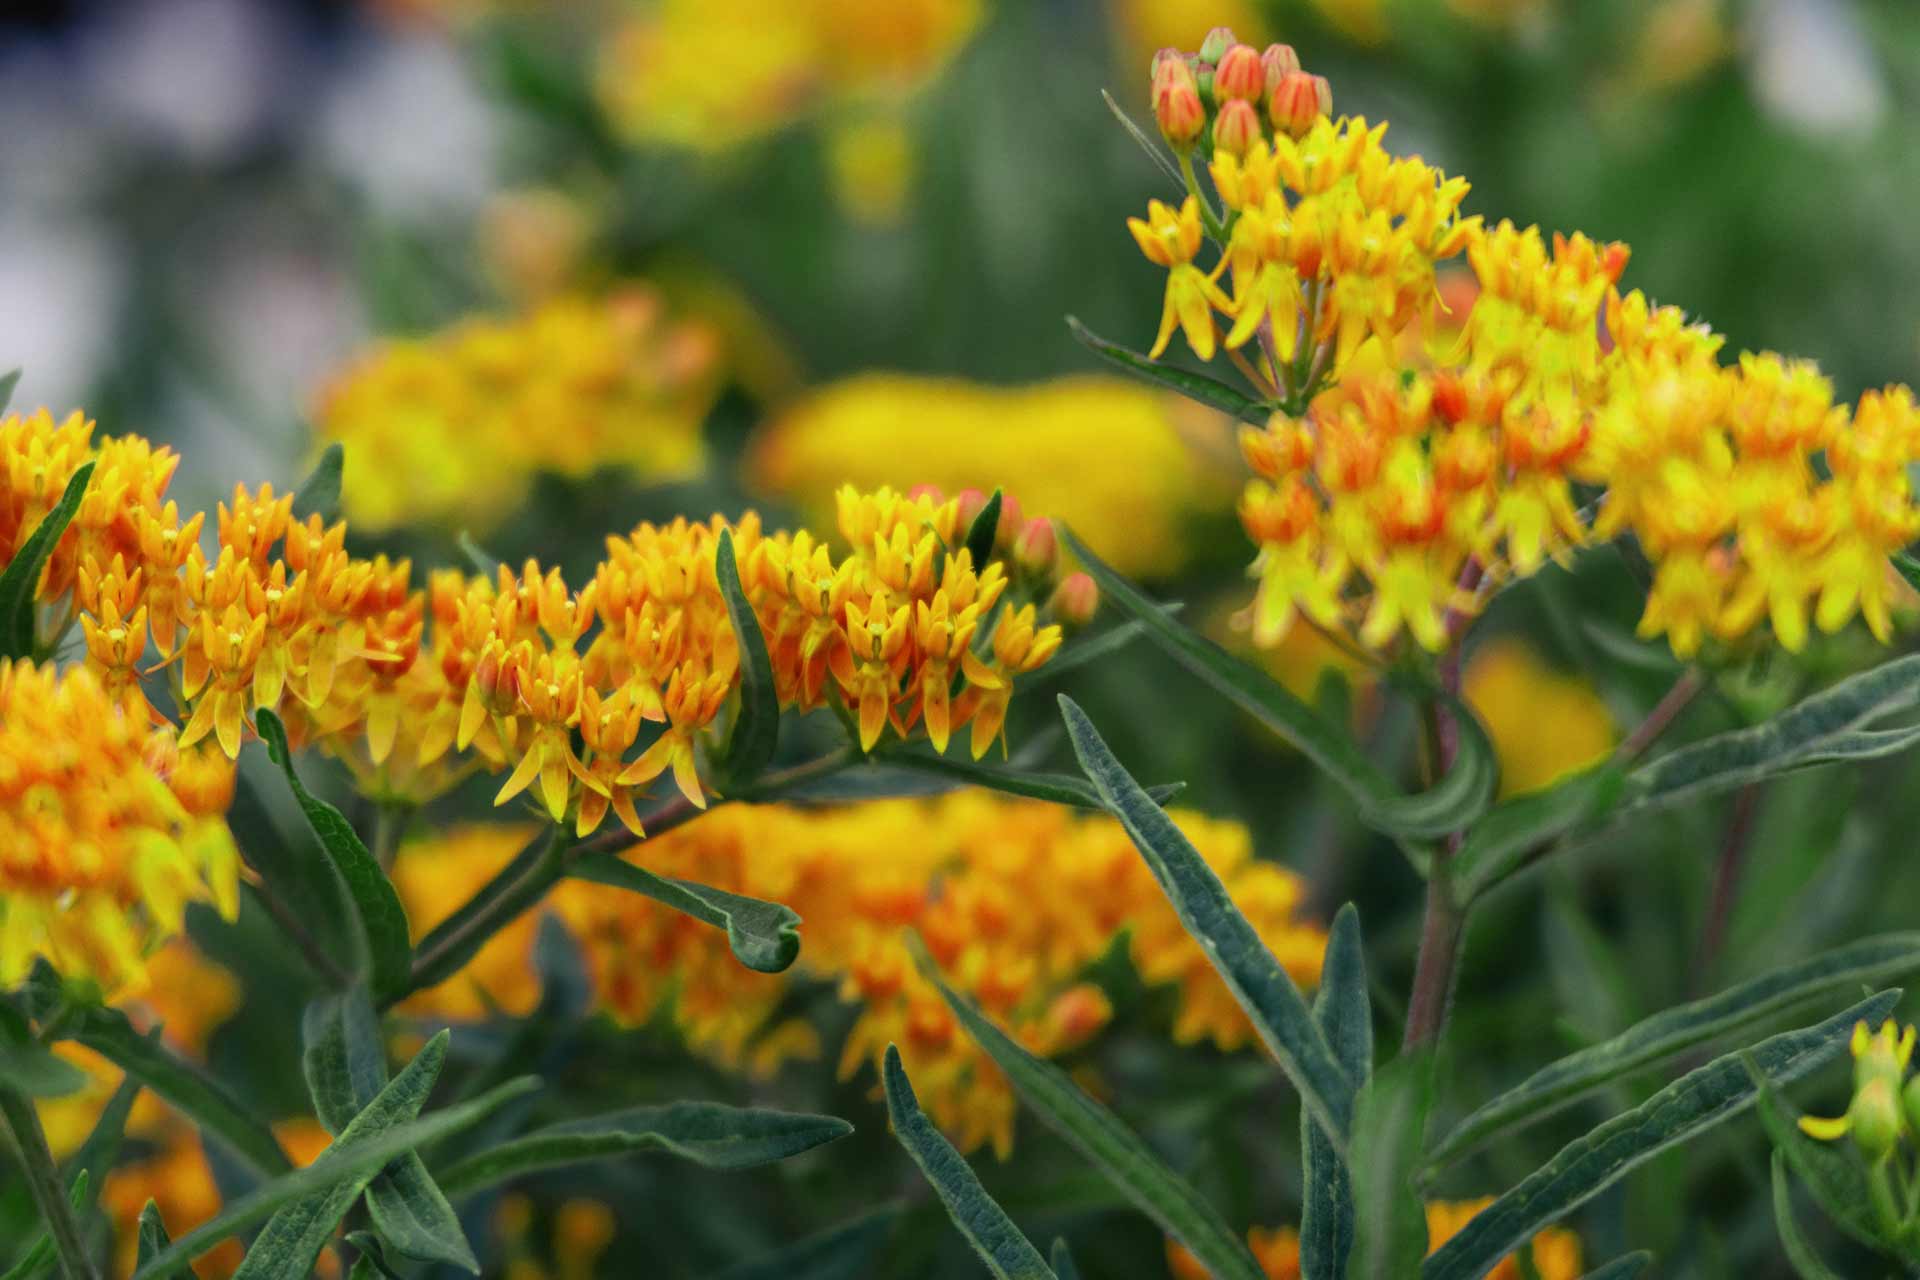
[
  {"x1": 1166, "y1": 1201, "x2": 1580, "y2": 1279},
  {"x1": 313, "y1": 286, "x2": 720, "y2": 533},
  {"x1": 595, "y1": 0, "x2": 980, "y2": 152},
  {"x1": 748, "y1": 374, "x2": 1230, "y2": 578},
  {"x1": 395, "y1": 794, "x2": 1328, "y2": 1158},
  {"x1": 1135, "y1": 33, "x2": 1920, "y2": 657},
  {"x1": 0, "y1": 660, "x2": 238, "y2": 992}
]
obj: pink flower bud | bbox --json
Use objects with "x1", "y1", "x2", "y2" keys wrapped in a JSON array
[
  {"x1": 1049, "y1": 572, "x2": 1099, "y2": 627},
  {"x1": 1270, "y1": 70, "x2": 1332, "y2": 139},
  {"x1": 1214, "y1": 44, "x2": 1265, "y2": 102},
  {"x1": 1013, "y1": 517, "x2": 1058, "y2": 575},
  {"x1": 1262, "y1": 43, "x2": 1302, "y2": 95},
  {"x1": 1212, "y1": 98, "x2": 1263, "y2": 157},
  {"x1": 1152, "y1": 57, "x2": 1206, "y2": 150}
]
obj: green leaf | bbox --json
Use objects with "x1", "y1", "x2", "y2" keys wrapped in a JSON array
[
  {"x1": 1427, "y1": 933, "x2": 1920, "y2": 1170},
  {"x1": 1059, "y1": 528, "x2": 1496, "y2": 843},
  {"x1": 1624, "y1": 655, "x2": 1920, "y2": 817},
  {"x1": 1420, "y1": 990, "x2": 1900, "y2": 1280},
  {"x1": 1452, "y1": 765, "x2": 1627, "y2": 901},
  {"x1": 1302, "y1": 905, "x2": 1370, "y2": 1280},
  {"x1": 135, "y1": 1201, "x2": 171, "y2": 1263},
  {"x1": 1067, "y1": 317, "x2": 1272, "y2": 424},
  {"x1": 0, "y1": 461, "x2": 92, "y2": 660},
  {"x1": 571, "y1": 853, "x2": 802, "y2": 973},
  {"x1": 881, "y1": 1046, "x2": 1055, "y2": 1280},
  {"x1": 1099, "y1": 90, "x2": 1187, "y2": 190},
  {"x1": 231, "y1": 1032, "x2": 454, "y2": 1280},
  {"x1": 0, "y1": 369, "x2": 19, "y2": 415},
  {"x1": 1893, "y1": 552, "x2": 1920, "y2": 595},
  {"x1": 434, "y1": 1100, "x2": 852, "y2": 1196},
  {"x1": 44, "y1": 997, "x2": 289, "y2": 1179},
  {"x1": 962, "y1": 488, "x2": 1003, "y2": 572},
  {"x1": 302, "y1": 991, "x2": 477, "y2": 1272},
  {"x1": 0, "y1": 1170, "x2": 89, "y2": 1280},
  {"x1": 1060, "y1": 695, "x2": 1355, "y2": 1144},
  {"x1": 915, "y1": 941, "x2": 1263, "y2": 1280},
  {"x1": 255, "y1": 709, "x2": 412, "y2": 1002},
  {"x1": 291, "y1": 444, "x2": 343, "y2": 524},
  {"x1": 0, "y1": 1005, "x2": 87, "y2": 1097},
  {"x1": 1772, "y1": 1154, "x2": 1847, "y2": 1280},
  {"x1": 1348, "y1": 1051, "x2": 1433, "y2": 1280},
  {"x1": 715, "y1": 528, "x2": 780, "y2": 786},
  {"x1": 1752, "y1": 1066, "x2": 1883, "y2": 1249},
  {"x1": 873, "y1": 749, "x2": 1185, "y2": 812},
  {"x1": 1049, "y1": 1240, "x2": 1080, "y2": 1280},
  {"x1": 1577, "y1": 1254, "x2": 1652, "y2": 1280},
  {"x1": 712, "y1": 1207, "x2": 900, "y2": 1280},
  {"x1": 64, "y1": 1071, "x2": 139, "y2": 1213}
]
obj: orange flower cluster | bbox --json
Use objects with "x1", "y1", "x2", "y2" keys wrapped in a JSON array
[
  {"x1": 0, "y1": 660, "x2": 238, "y2": 992},
  {"x1": 1130, "y1": 32, "x2": 1920, "y2": 657},
  {"x1": 394, "y1": 795, "x2": 1327, "y2": 1158}
]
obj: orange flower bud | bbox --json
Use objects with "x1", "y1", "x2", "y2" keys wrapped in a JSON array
[
  {"x1": 1048, "y1": 571, "x2": 1099, "y2": 627},
  {"x1": 1213, "y1": 44, "x2": 1265, "y2": 102},
  {"x1": 1013, "y1": 517, "x2": 1057, "y2": 575},
  {"x1": 1269, "y1": 70, "x2": 1332, "y2": 139},
  {"x1": 1152, "y1": 57, "x2": 1206, "y2": 151},
  {"x1": 1262, "y1": 43, "x2": 1302, "y2": 95},
  {"x1": 1212, "y1": 99, "x2": 1263, "y2": 157}
]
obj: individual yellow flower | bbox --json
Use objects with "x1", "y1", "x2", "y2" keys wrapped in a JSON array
[
  {"x1": 1798, "y1": 1020, "x2": 1916, "y2": 1155},
  {"x1": 1130, "y1": 196, "x2": 1234, "y2": 360}
]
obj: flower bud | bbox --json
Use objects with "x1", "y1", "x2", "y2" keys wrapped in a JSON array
[
  {"x1": 1849, "y1": 1077, "x2": 1904, "y2": 1160},
  {"x1": 1270, "y1": 70, "x2": 1332, "y2": 139},
  {"x1": 954, "y1": 487, "x2": 989, "y2": 532},
  {"x1": 1211, "y1": 98, "x2": 1263, "y2": 158},
  {"x1": 1213, "y1": 44, "x2": 1265, "y2": 102},
  {"x1": 1262, "y1": 44, "x2": 1302, "y2": 95},
  {"x1": 1152, "y1": 57, "x2": 1206, "y2": 151},
  {"x1": 1049, "y1": 572, "x2": 1099, "y2": 628},
  {"x1": 1241, "y1": 418, "x2": 1314, "y2": 478},
  {"x1": 1198, "y1": 26, "x2": 1237, "y2": 64},
  {"x1": 1013, "y1": 517, "x2": 1058, "y2": 576}
]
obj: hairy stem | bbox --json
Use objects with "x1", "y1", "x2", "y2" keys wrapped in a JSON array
[{"x1": 0, "y1": 1083, "x2": 99, "y2": 1280}]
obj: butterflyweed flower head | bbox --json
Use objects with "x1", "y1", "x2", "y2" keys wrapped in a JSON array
[
  {"x1": 1800, "y1": 1020, "x2": 1917, "y2": 1161},
  {"x1": 314, "y1": 286, "x2": 720, "y2": 533},
  {"x1": 1167, "y1": 1202, "x2": 1580, "y2": 1279},
  {"x1": 395, "y1": 796, "x2": 1325, "y2": 1159},
  {"x1": 0, "y1": 662, "x2": 239, "y2": 994}
]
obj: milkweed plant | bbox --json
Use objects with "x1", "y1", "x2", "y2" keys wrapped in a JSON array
[{"x1": 4, "y1": 12, "x2": 1920, "y2": 1280}]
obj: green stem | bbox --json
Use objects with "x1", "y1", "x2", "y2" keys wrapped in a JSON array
[
  {"x1": 371, "y1": 801, "x2": 411, "y2": 873},
  {"x1": 0, "y1": 1084, "x2": 99, "y2": 1280},
  {"x1": 1177, "y1": 150, "x2": 1230, "y2": 244}
]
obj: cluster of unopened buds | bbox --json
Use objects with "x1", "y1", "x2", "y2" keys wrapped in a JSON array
[{"x1": 1127, "y1": 29, "x2": 1920, "y2": 660}]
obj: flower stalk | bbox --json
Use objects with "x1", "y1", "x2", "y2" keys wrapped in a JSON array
[{"x1": 0, "y1": 1082, "x2": 100, "y2": 1280}]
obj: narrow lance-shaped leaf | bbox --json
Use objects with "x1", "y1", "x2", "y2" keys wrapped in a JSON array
[
  {"x1": 715, "y1": 528, "x2": 779, "y2": 786},
  {"x1": 1067, "y1": 317, "x2": 1272, "y2": 424},
  {"x1": 1347, "y1": 1052, "x2": 1433, "y2": 1280},
  {"x1": 712, "y1": 1207, "x2": 900, "y2": 1280},
  {"x1": 1771, "y1": 1153, "x2": 1848, "y2": 1280},
  {"x1": 291, "y1": 444, "x2": 343, "y2": 525},
  {"x1": 436, "y1": 1100, "x2": 853, "y2": 1197},
  {"x1": 1577, "y1": 1254, "x2": 1652, "y2": 1280},
  {"x1": 1099, "y1": 90, "x2": 1186, "y2": 190},
  {"x1": 63, "y1": 1070, "x2": 140, "y2": 1217},
  {"x1": 1059, "y1": 528, "x2": 1496, "y2": 843},
  {"x1": 962, "y1": 488, "x2": 1003, "y2": 572},
  {"x1": 1061, "y1": 695, "x2": 1355, "y2": 1144},
  {"x1": 914, "y1": 937, "x2": 1263, "y2": 1280},
  {"x1": 256, "y1": 709, "x2": 412, "y2": 1002},
  {"x1": 1421, "y1": 990, "x2": 1900, "y2": 1280},
  {"x1": 135, "y1": 1202, "x2": 171, "y2": 1265},
  {"x1": 0, "y1": 461, "x2": 93, "y2": 660},
  {"x1": 571, "y1": 853, "x2": 802, "y2": 974},
  {"x1": 0, "y1": 1170, "x2": 90, "y2": 1280},
  {"x1": 1302, "y1": 905, "x2": 1371, "y2": 1280},
  {"x1": 302, "y1": 991, "x2": 477, "y2": 1272},
  {"x1": 1427, "y1": 932, "x2": 1920, "y2": 1170},
  {"x1": 1049, "y1": 1240, "x2": 1081, "y2": 1280},
  {"x1": 881, "y1": 1046, "x2": 1055, "y2": 1280},
  {"x1": 1452, "y1": 764, "x2": 1627, "y2": 902},
  {"x1": 0, "y1": 1004, "x2": 88, "y2": 1097}
]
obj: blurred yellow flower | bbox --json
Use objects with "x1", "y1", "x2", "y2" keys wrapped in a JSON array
[
  {"x1": 1167, "y1": 1201, "x2": 1579, "y2": 1278},
  {"x1": 826, "y1": 115, "x2": 916, "y2": 226},
  {"x1": 393, "y1": 824, "x2": 547, "y2": 1021},
  {"x1": 1463, "y1": 638, "x2": 1613, "y2": 797},
  {"x1": 749, "y1": 374, "x2": 1227, "y2": 577}
]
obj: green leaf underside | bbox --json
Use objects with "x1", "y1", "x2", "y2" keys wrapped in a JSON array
[
  {"x1": 435, "y1": 1101, "x2": 853, "y2": 1196},
  {"x1": 291, "y1": 444, "x2": 343, "y2": 525},
  {"x1": 1067, "y1": 317, "x2": 1272, "y2": 425},
  {"x1": 1349, "y1": 1052, "x2": 1434, "y2": 1280},
  {"x1": 0, "y1": 461, "x2": 93, "y2": 660},
  {"x1": 302, "y1": 991, "x2": 476, "y2": 1271},
  {"x1": 1302, "y1": 905, "x2": 1371, "y2": 1280},
  {"x1": 712, "y1": 1207, "x2": 900, "y2": 1280},
  {"x1": 1771, "y1": 1153, "x2": 1847, "y2": 1280},
  {"x1": 571, "y1": 854, "x2": 802, "y2": 973},
  {"x1": 1060, "y1": 527, "x2": 1496, "y2": 843},
  {"x1": 881, "y1": 1046, "x2": 1054, "y2": 1280},
  {"x1": 919, "y1": 946, "x2": 1263, "y2": 1280},
  {"x1": 256, "y1": 709, "x2": 413, "y2": 1001},
  {"x1": 1060, "y1": 695, "x2": 1355, "y2": 1145},
  {"x1": 716, "y1": 529, "x2": 780, "y2": 785},
  {"x1": 1428, "y1": 933, "x2": 1920, "y2": 1169},
  {"x1": 1420, "y1": 990, "x2": 1899, "y2": 1280},
  {"x1": 135, "y1": 1070, "x2": 535, "y2": 1278}
]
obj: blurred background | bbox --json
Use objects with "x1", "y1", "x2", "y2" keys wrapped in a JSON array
[{"x1": 5, "y1": 0, "x2": 1919, "y2": 1275}]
